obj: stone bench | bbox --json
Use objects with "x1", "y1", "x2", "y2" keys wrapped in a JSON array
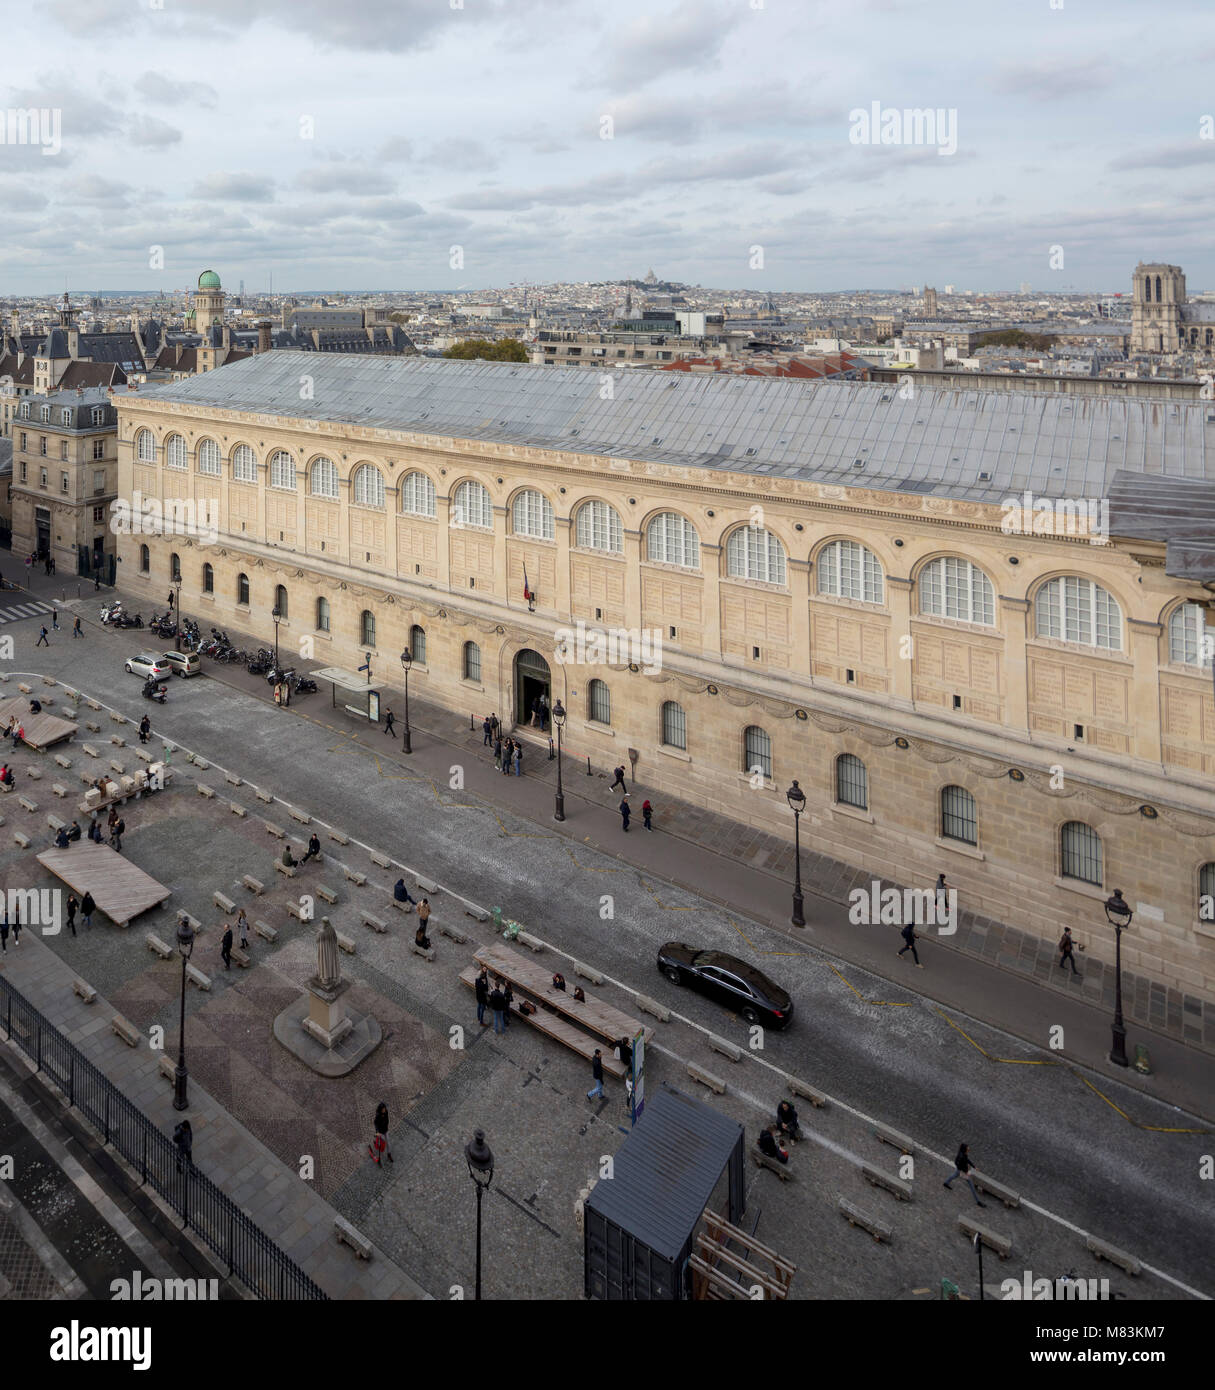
[
  {"x1": 708, "y1": 1036, "x2": 743, "y2": 1063},
  {"x1": 265, "y1": 822, "x2": 285, "y2": 839},
  {"x1": 686, "y1": 1062, "x2": 726, "y2": 1095},
  {"x1": 872, "y1": 1122, "x2": 916, "y2": 1156},
  {"x1": 463, "y1": 905, "x2": 490, "y2": 923},
  {"x1": 861, "y1": 1163, "x2": 913, "y2": 1202},
  {"x1": 343, "y1": 868, "x2": 366, "y2": 886},
  {"x1": 440, "y1": 922, "x2": 469, "y2": 944},
  {"x1": 18, "y1": 796, "x2": 37, "y2": 812},
  {"x1": 242, "y1": 875, "x2": 265, "y2": 896},
  {"x1": 224, "y1": 772, "x2": 242, "y2": 786},
  {"x1": 158, "y1": 1054, "x2": 176, "y2": 1082},
  {"x1": 973, "y1": 1172, "x2": 1021, "y2": 1210},
  {"x1": 18, "y1": 682, "x2": 31, "y2": 693},
  {"x1": 134, "y1": 748, "x2": 153, "y2": 763},
  {"x1": 788, "y1": 1077, "x2": 829, "y2": 1109},
  {"x1": 110, "y1": 737, "x2": 125, "y2": 749},
  {"x1": 146, "y1": 933, "x2": 173, "y2": 959},
  {"x1": 26, "y1": 768, "x2": 41, "y2": 781},
  {"x1": 328, "y1": 829, "x2": 349, "y2": 845},
  {"x1": 336, "y1": 931, "x2": 356, "y2": 955},
  {"x1": 515, "y1": 931, "x2": 544, "y2": 952},
  {"x1": 109, "y1": 760, "x2": 124, "y2": 774},
  {"x1": 185, "y1": 963, "x2": 212, "y2": 992},
  {"x1": 958, "y1": 1216, "x2": 1012, "y2": 1260},
  {"x1": 275, "y1": 860, "x2": 296, "y2": 878},
  {"x1": 42, "y1": 676, "x2": 56, "y2": 687},
  {"x1": 751, "y1": 1146, "x2": 795, "y2": 1181},
  {"x1": 72, "y1": 978, "x2": 97, "y2": 1004},
  {"x1": 109, "y1": 712, "x2": 127, "y2": 724},
  {"x1": 838, "y1": 1198, "x2": 891, "y2": 1244},
  {"x1": 230, "y1": 945, "x2": 251, "y2": 969},
  {"x1": 288, "y1": 806, "x2": 311, "y2": 824},
  {"x1": 316, "y1": 884, "x2": 339, "y2": 905},
  {"x1": 179, "y1": 912, "x2": 202, "y2": 935},
  {"x1": 12, "y1": 831, "x2": 29, "y2": 848},
  {"x1": 286, "y1": 900, "x2": 308, "y2": 922},
  {"x1": 388, "y1": 897, "x2": 414, "y2": 914},
  {"x1": 411, "y1": 941, "x2": 436, "y2": 960},
  {"x1": 1085, "y1": 1235, "x2": 1141, "y2": 1276},
  {"x1": 255, "y1": 788, "x2": 273, "y2": 803},
  {"x1": 370, "y1": 849, "x2": 391, "y2": 868},
  {"x1": 334, "y1": 1216, "x2": 372, "y2": 1260},
  {"x1": 213, "y1": 891, "x2": 236, "y2": 914},
  {"x1": 81, "y1": 744, "x2": 99, "y2": 758},
  {"x1": 47, "y1": 814, "x2": 65, "y2": 832},
  {"x1": 111, "y1": 1014, "x2": 141, "y2": 1047},
  {"x1": 189, "y1": 755, "x2": 207, "y2": 768},
  {"x1": 254, "y1": 919, "x2": 278, "y2": 942},
  {"x1": 85, "y1": 722, "x2": 101, "y2": 733},
  {"x1": 360, "y1": 912, "x2": 387, "y2": 934},
  {"x1": 229, "y1": 802, "x2": 246, "y2": 818},
  {"x1": 573, "y1": 961, "x2": 604, "y2": 985},
  {"x1": 196, "y1": 783, "x2": 216, "y2": 799},
  {"x1": 52, "y1": 783, "x2": 68, "y2": 798},
  {"x1": 54, "y1": 754, "x2": 72, "y2": 769}
]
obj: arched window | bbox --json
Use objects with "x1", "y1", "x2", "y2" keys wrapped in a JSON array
[
  {"x1": 463, "y1": 641, "x2": 481, "y2": 682},
  {"x1": 452, "y1": 480, "x2": 493, "y2": 529},
  {"x1": 1144, "y1": 276, "x2": 1152, "y2": 303},
  {"x1": 410, "y1": 624, "x2": 427, "y2": 664},
  {"x1": 165, "y1": 434, "x2": 187, "y2": 470},
  {"x1": 587, "y1": 679, "x2": 611, "y2": 725},
  {"x1": 361, "y1": 610, "x2": 376, "y2": 646},
  {"x1": 940, "y1": 785, "x2": 977, "y2": 845},
  {"x1": 661, "y1": 700, "x2": 687, "y2": 750},
  {"x1": 136, "y1": 429, "x2": 156, "y2": 462},
  {"x1": 836, "y1": 753, "x2": 868, "y2": 809},
  {"x1": 352, "y1": 464, "x2": 385, "y2": 508},
  {"x1": 202, "y1": 562, "x2": 214, "y2": 594},
  {"x1": 310, "y1": 456, "x2": 338, "y2": 498},
  {"x1": 647, "y1": 512, "x2": 700, "y2": 569},
  {"x1": 401, "y1": 471, "x2": 437, "y2": 517},
  {"x1": 512, "y1": 489, "x2": 555, "y2": 540},
  {"x1": 1035, "y1": 577, "x2": 1122, "y2": 650},
  {"x1": 139, "y1": 543, "x2": 149, "y2": 573},
  {"x1": 274, "y1": 584, "x2": 288, "y2": 619},
  {"x1": 316, "y1": 597, "x2": 330, "y2": 633},
  {"x1": 1155, "y1": 275, "x2": 1162, "y2": 302},
  {"x1": 919, "y1": 556, "x2": 994, "y2": 625},
  {"x1": 1199, "y1": 863, "x2": 1215, "y2": 921},
  {"x1": 817, "y1": 539, "x2": 883, "y2": 603},
  {"x1": 575, "y1": 500, "x2": 623, "y2": 553},
  {"x1": 727, "y1": 527, "x2": 787, "y2": 585},
  {"x1": 1169, "y1": 603, "x2": 1213, "y2": 669},
  {"x1": 1061, "y1": 822, "x2": 1103, "y2": 885},
  {"x1": 232, "y1": 444, "x2": 257, "y2": 482},
  {"x1": 197, "y1": 438, "x2": 221, "y2": 475},
  {"x1": 269, "y1": 450, "x2": 296, "y2": 490},
  {"x1": 743, "y1": 725, "x2": 772, "y2": 779},
  {"x1": 170, "y1": 551, "x2": 181, "y2": 581},
  {"x1": 237, "y1": 572, "x2": 250, "y2": 606}
]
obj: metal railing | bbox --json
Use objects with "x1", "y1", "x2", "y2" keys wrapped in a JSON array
[{"x1": 0, "y1": 976, "x2": 327, "y2": 1300}]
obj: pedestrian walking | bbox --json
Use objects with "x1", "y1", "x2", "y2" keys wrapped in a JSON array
[
  {"x1": 586, "y1": 1049, "x2": 605, "y2": 1101},
  {"x1": 173, "y1": 1120, "x2": 193, "y2": 1172},
  {"x1": 81, "y1": 891, "x2": 95, "y2": 929},
  {"x1": 475, "y1": 966, "x2": 490, "y2": 1026},
  {"x1": 490, "y1": 713, "x2": 500, "y2": 741},
  {"x1": 167, "y1": 591, "x2": 175, "y2": 610},
  {"x1": 897, "y1": 921, "x2": 922, "y2": 967},
  {"x1": 642, "y1": 798, "x2": 653, "y2": 831},
  {"x1": 501, "y1": 977, "x2": 513, "y2": 1029},
  {"x1": 109, "y1": 816, "x2": 125, "y2": 852},
  {"x1": 12, "y1": 724, "x2": 24, "y2": 750},
  {"x1": 1058, "y1": 927, "x2": 1081, "y2": 976},
  {"x1": 138, "y1": 714, "x2": 151, "y2": 744},
  {"x1": 609, "y1": 765, "x2": 627, "y2": 793},
  {"x1": 11, "y1": 907, "x2": 20, "y2": 946},
  {"x1": 513, "y1": 743, "x2": 522, "y2": 777},
  {"x1": 236, "y1": 908, "x2": 249, "y2": 951},
  {"x1": 65, "y1": 894, "x2": 78, "y2": 938},
  {"x1": 943, "y1": 1143, "x2": 986, "y2": 1207},
  {"x1": 73, "y1": 616, "x2": 83, "y2": 638},
  {"x1": 51, "y1": 607, "x2": 59, "y2": 631},
  {"x1": 221, "y1": 924, "x2": 233, "y2": 970},
  {"x1": 530, "y1": 696, "x2": 540, "y2": 728},
  {"x1": 0, "y1": 916, "x2": 7, "y2": 953},
  {"x1": 619, "y1": 793, "x2": 631, "y2": 832},
  {"x1": 36, "y1": 625, "x2": 49, "y2": 647},
  {"x1": 384, "y1": 708, "x2": 396, "y2": 739},
  {"x1": 370, "y1": 1102, "x2": 393, "y2": 1164},
  {"x1": 49, "y1": 557, "x2": 55, "y2": 576},
  {"x1": 482, "y1": 715, "x2": 493, "y2": 746},
  {"x1": 416, "y1": 898, "x2": 431, "y2": 940},
  {"x1": 493, "y1": 735, "x2": 503, "y2": 770},
  {"x1": 489, "y1": 980, "x2": 507, "y2": 1035}
]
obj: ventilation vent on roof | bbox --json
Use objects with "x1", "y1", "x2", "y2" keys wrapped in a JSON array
[
  {"x1": 1207, "y1": 414, "x2": 1215, "y2": 424},
  {"x1": 880, "y1": 393, "x2": 891, "y2": 402},
  {"x1": 853, "y1": 459, "x2": 865, "y2": 469},
  {"x1": 1111, "y1": 434, "x2": 1120, "y2": 440},
  {"x1": 652, "y1": 437, "x2": 662, "y2": 445},
  {"x1": 978, "y1": 471, "x2": 990, "y2": 481},
  {"x1": 569, "y1": 429, "x2": 579, "y2": 436},
  {"x1": 744, "y1": 448, "x2": 757, "y2": 456}
]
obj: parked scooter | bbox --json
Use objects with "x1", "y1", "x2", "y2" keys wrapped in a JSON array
[
  {"x1": 100, "y1": 602, "x2": 123, "y2": 625},
  {"x1": 141, "y1": 680, "x2": 167, "y2": 704}
]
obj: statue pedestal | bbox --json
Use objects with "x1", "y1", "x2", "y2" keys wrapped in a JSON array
[
  {"x1": 301, "y1": 979, "x2": 353, "y2": 1050},
  {"x1": 272, "y1": 978, "x2": 382, "y2": 1078}
]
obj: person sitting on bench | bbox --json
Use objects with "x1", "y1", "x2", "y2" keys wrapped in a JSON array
[
  {"x1": 758, "y1": 1126, "x2": 789, "y2": 1165},
  {"x1": 28, "y1": 699, "x2": 41, "y2": 713},
  {"x1": 776, "y1": 1099, "x2": 801, "y2": 1142},
  {"x1": 282, "y1": 844, "x2": 298, "y2": 868},
  {"x1": 300, "y1": 832, "x2": 321, "y2": 864},
  {"x1": 0, "y1": 765, "x2": 13, "y2": 789},
  {"x1": 615, "y1": 1036, "x2": 633, "y2": 1070},
  {"x1": 67, "y1": 821, "x2": 82, "y2": 842},
  {"x1": 393, "y1": 878, "x2": 416, "y2": 906},
  {"x1": 414, "y1": 920, "x2": 431, "y2": 951},
  {"x1": 552, "y1": 972, "x2": 566, "y2": 991},
  {"x1": 53, "y1": 826, "x2": 70, "y2": 849}
]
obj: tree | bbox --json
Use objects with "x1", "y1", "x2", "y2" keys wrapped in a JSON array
[
  {"x1": 444, "y1": 338, "x2": 529, "y2": 362},
  {"x1": 387, "y1": 311, "x2": 411, "y2": 325}
]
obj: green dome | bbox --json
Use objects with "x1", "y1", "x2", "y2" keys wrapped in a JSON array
[{"x1": 198, "y1": 269, "x2": 221, "y2": 290}]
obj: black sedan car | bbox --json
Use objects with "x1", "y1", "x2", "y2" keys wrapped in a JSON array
[{"x1": 656, "y1": 943, "x2": 793, "y2": 1029}]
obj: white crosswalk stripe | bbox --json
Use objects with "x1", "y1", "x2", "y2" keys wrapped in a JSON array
[{"x1": 0, "y1": 600, "x2": 56, "y2": 625}]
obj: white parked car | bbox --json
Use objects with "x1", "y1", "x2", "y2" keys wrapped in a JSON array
[{"x1": 125, "y1": 654, "x2": 171, "y2": 681}]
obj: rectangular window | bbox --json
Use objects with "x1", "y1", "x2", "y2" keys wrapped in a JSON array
[
  {"x1": 20, "y1": 462, "x2": 26, "y2": 481},
  {"x1": 941, "y1": 786, "x2": 978, "y2": 845},
  {"x1": 60, "y1": 471, "x2": 69, "y2": 493},
  {"x1": 93, "y1": 438, "x2": 105, "y2": 460},
  {"x1": 40, "y1": 468, "x2": 48, "y2": 489},
  {"x1": 94, "y1": 470, "x2": 106, "y2": 494},
  {"x1": 19, "y1": 432, "x2": 26, "y2": 450},
  {"x1": 59, "y1": 440, "x2": 68, "y2": 460},
  {"x1": 661, "y1": 703, "x2": 686, "y2": 750},
  {"x1": 93, "y1": 506, "x2": 105, "y2": 523},
  {"x1": 39, "y1": 436, "x2": 47, "y2": 456}
]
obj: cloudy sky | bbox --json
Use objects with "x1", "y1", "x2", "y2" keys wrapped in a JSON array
[{"x1": 0, "y1": 0, "x2": 1212, "y2": 295}]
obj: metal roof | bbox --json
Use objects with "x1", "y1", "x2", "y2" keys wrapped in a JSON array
[
  {"x1": 133, "y1": 351, "x2": 1215, "y2": 507},
  {"x1": 585, "y1": 1085, "x2": 743, "y2": 1262},
  {"x1": 1107, "y1": 471, "x2": 1215, "y2": 581}
]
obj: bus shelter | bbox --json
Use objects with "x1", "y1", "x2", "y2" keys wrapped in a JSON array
[{"x1": 309, "y1": 666, "x2": 386, "y2": 723}]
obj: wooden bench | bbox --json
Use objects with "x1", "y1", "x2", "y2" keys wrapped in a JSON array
[
  {"x1": 111, "y1": 1014, "x2": 141, "y2": 1047},
  {"x1": 1085, "y1": 1235, "x2": 1141, "y2": 1276},
  {"x1": 839, "y1": 1198, "x2": 891, "y2": 1244},
  {"x1": 411, "y1": 940, "x2": 436, "y2": 961},
  {"x1": 686, "y1": 1061, "x2": 727, "y2": 1095},
  {"x1": 958, "y1": 1216, "x2": 1012, "y2": 1260},
  {"x1": 185, "y1": 964, "x2": 212, "y2": 992},
  {"x1": 973, "y1": 1172, "x2": 1021, "y2": 1210},
  {"x1": 861, "y1": 1163, "x2": 913, "y2": 1202},
  {"x1": 343, "y1": 868, "x2": 366, "y2": 886},
  {"x1": 751, "y1": 1145, "x2": 795, "y2": 1181},
  {"x1": 790, "y1": 1077, "x2": 829, "y2": 1109},
  {"x1": 872, "y1": 1122, "x2": 916, "y2": 1156},
  {"x1": 213, "y1": 891, "x2": 236, "y2": 914},
  {"x1": 360, "y1": 912, "x2": 387, "y2": 934},
  {"x1": 336, "y1": 931, "x2": 356, "y2": 955},
  {"x1": 254, "y1": 919, "x2": 278, "y2": 942},
  {"x1": 145, "y1": 933, "x2": 173, "y2": 959},
  {"x1": 72, "y1": 978, "x2": 97, "y2": 1004},
  {"x1": 334, "y1": 1216, "x2": 372, "y2": 1260},
  {"x1": 275, "y1": 860, "x2": 296, "y2": 877},
  {"x1": 230, "y1": 945, "x2": 251, "y2": 969},
  {"x1": 242, "y1": 875, "x2": 265, "y2": 896},
  {"x1": 316, "y1": 884, "x2": 339, "y2": 905}
]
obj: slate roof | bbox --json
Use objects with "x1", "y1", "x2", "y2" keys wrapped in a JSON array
[
  {"x1": 131, "y1": 351, "x2": 1215, "y2": 508},
  {"x1": 1107, "y1": 471, "x2": 1215, "y2": 581}
]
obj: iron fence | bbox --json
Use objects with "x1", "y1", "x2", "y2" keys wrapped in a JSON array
[{"x1": 0, "y1": 976, "x2": 327, "y2": 1300}]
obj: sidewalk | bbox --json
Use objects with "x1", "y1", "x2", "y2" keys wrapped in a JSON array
[{"x1": 89, "y1": 582, "x2": 1215, "y2": 1102}]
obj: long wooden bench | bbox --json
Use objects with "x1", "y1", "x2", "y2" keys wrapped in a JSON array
[
  {"x1": 458, "y1": 966, "x2": 627, "y2": 1076},
  {"x1": 861, "y1": 1163, "x2": 913, "y2": 1202},
  {"x1": 751, "y1": 1145, "x2": 795, "y2": 1181},
  {"x1": 958, "y1": 1215, "x2": 1012, "y2": 1260},
  {"x1": 839, "y1": 1198, "x2": 892, "y2": 1244}
]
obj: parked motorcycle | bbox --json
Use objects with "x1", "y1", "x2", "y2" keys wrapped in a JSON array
[
  {"x1": 100, "y1": 602, "x2": 123, "y2": 625},
  {"x1": 141, "y1": 681, "x2": 167, "y2": 704},
  {"x1": 292, "y1": 675, "x2": 317, "y2": 694}
]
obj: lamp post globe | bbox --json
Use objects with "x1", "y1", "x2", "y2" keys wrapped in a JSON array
[
  {"x1": 400, "y1": 648, "x2": 413, "y2": 754},
  {"x1": 1104, "y1": 889, "x2": 1133, "y2": 1068},
  {"x1": 786, "y1": 780, "x2": 806, "y2": 928},
  {"x1": 172, "y1": 914, "x2": 195, "y2": 1111},
  {"x1": 552, "y1": 699, "x2": 566, "y2": 821},
  {"x1": 465, "y1": 1129, "x2": 494, "y2": 1301}
]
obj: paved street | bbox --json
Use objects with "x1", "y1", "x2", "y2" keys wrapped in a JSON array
[{"x1": 0, "y1": 579, "x2": 1212, "y2": 1300}]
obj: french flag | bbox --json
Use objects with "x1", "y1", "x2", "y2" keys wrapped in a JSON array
[{"x1": 522, "y1": 563, "x2": 532, "y2": 602}]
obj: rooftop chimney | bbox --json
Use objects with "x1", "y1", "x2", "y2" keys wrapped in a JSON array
[{"x1": 257, "y1": 320, "x2": 272, "y2": 354}]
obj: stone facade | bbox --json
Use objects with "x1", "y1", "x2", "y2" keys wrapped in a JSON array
[{"x1": 113, "y1": 392, "x2": 1215, "y2": 1002}]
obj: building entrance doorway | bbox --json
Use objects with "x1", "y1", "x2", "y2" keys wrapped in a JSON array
[
  {"x1": 513, "y1": 648, "x2": 551, "y2": 729},
  {"x1": 35, "y1": 507, "x2": 50, "y2": 559}
]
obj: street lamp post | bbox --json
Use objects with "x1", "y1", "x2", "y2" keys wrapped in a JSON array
[
  {"x1": 1105, "y1": 889, "x2": 1133, "y2": 1068},
  {"x1": 271, "y1": 606, "x2": 281, "y2": 669},
  {"x1": 173, "y1": 577, "x2": 182, "y2": 650},
  {"x1": 172, "y1": 913, "x2": 195, "y2": 1111},
  {"x1": 552, "y1": 700, "x2": 566, "y2": 821},
  {"x1": 786, "y1": 780, "x2": 806, "y2": 928},
  {"x1": 400, "y1": 648, "x2": 413, "y2": 754},
  {"x1": 464, "y1": 1129, "x2": 494, "y2": 1301}
]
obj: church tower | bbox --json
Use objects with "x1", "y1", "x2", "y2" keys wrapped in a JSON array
[
  {"x1": 1131, "y1": 263, "x2": 1185, "y2": 353},
  {"x1": 194, "y1": 269, "x2": 226, "y2": 337}
]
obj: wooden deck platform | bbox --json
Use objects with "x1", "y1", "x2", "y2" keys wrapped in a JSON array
[
  {"x1": 36, "y1": 843, "x2": 171, "y2": 927},
  {"x1": 0, "y1": 696, "x2": 78, "y2": 750}
]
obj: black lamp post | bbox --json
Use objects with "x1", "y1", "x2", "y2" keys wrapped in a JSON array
[
  {"x1": 271, "y1": 606, "x2": 281, "y2": 669},
  {"x1": 172, "y1": 913, "x2": 195, "y2": 1111},
  {"x1": 552, "y1": 699, "x2": 566, "y2": 821},
  {"x1": 400, "y1": 648, "x2": 413, "y2": 755},
  {"x1": 786, "y1": 780, "x2": 806, "y2": 928},
  {"x1": 1104, "y1": 889, "x2": 1133, "y2": 1068},
  {"x1": 465, "y1": 1128, "x2": 494, "y2": 1301},
  {"x1": 173, "y1": 577, "x2": 182, "y2": 649}
]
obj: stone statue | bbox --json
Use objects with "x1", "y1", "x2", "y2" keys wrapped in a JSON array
[{"x1": 315, "y1": 916, "x2": 341, "y2": 990}]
